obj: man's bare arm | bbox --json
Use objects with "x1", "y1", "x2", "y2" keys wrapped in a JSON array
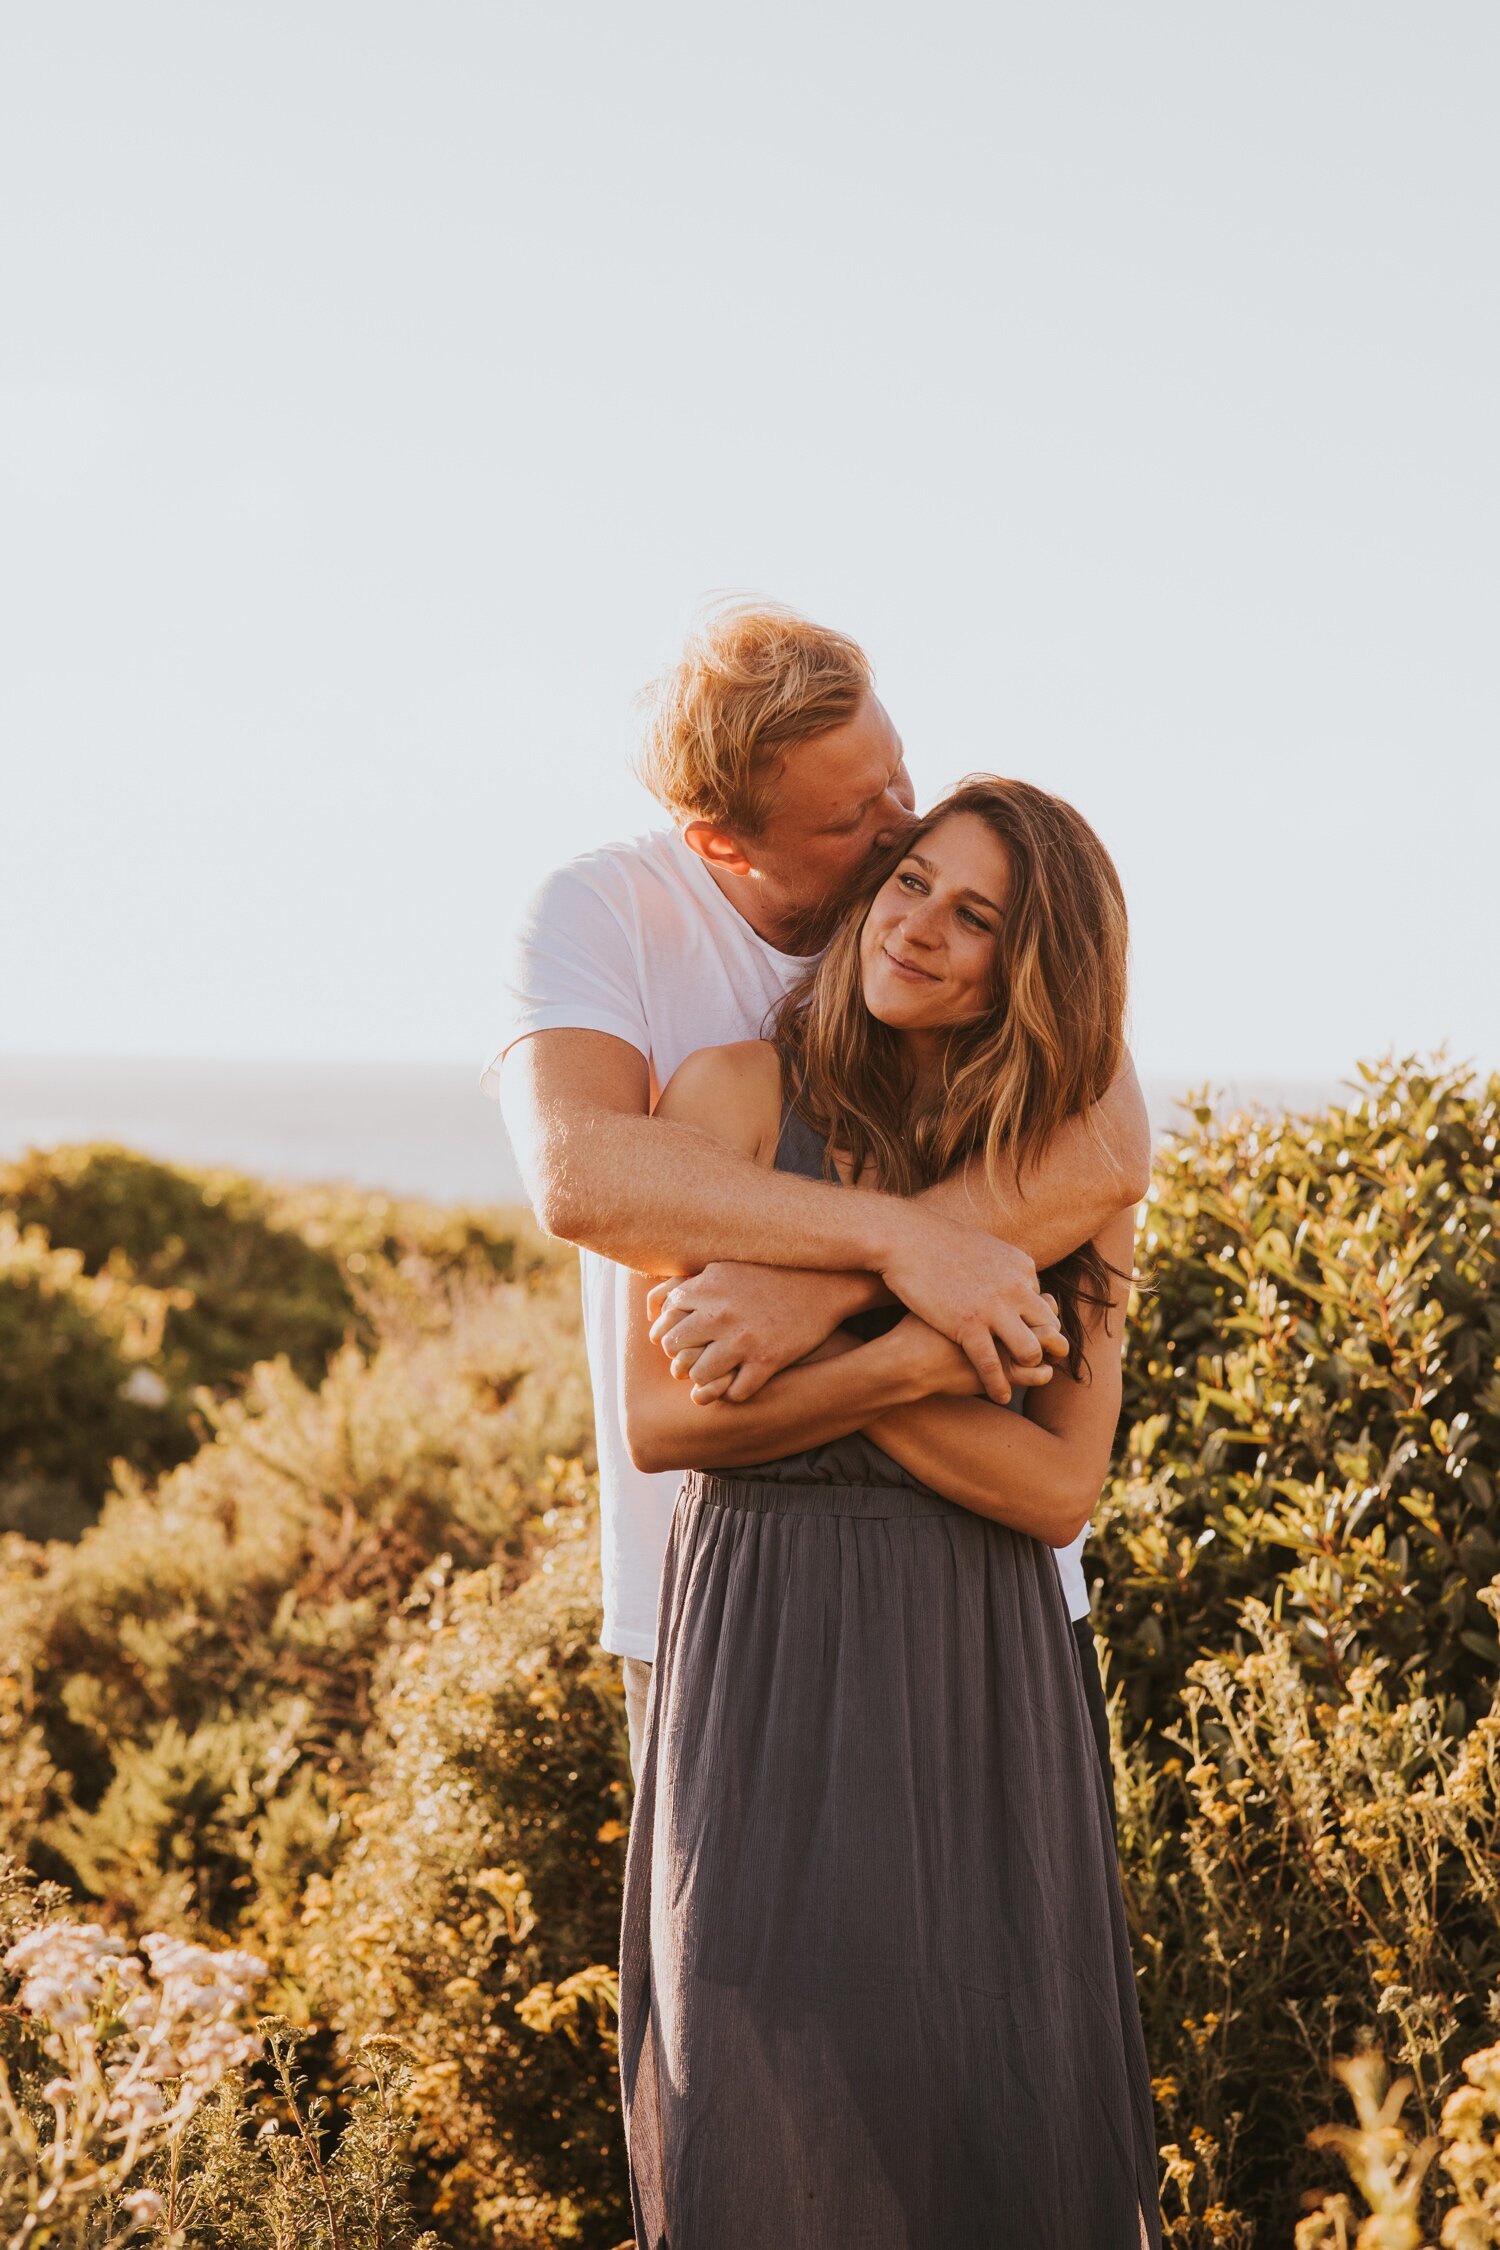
[
  {"x1": 654, "y1": 1057, "x2": 1152, "y2": 1398},
  {"x1": 499, "y1": 1027, "x2": 1063, "y2": 1405}
]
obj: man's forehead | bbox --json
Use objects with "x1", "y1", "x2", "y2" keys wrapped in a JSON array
[{"x1": 775, "y1": 710, "x2": 904, "y2": 819}]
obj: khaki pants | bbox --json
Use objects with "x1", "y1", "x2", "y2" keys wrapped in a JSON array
[{"x1": 623, "y1": 1655, "x2": 653, "y2": 1780}]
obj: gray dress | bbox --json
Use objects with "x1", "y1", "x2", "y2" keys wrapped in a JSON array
[{"x1": 619, "y1": 1108, "x2": 1160, "y2": 2249}]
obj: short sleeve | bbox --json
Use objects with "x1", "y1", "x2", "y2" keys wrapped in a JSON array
[{"x1": 479, "y1": 857, "x2": 648, "y2": 1100}]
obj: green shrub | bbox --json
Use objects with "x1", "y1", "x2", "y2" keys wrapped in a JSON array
[
  {"x1": 0, "y1": 1218, "x2": 198, "y2": 1538},
  {"x1": 1, "y1": 1144, "x2": 362, "y2": 1394},
  {"x1": 1, "y1": 1065, "x2": 1494, "y2": 2246},
  {"x1": 1104, "y1": 1056, "x2": 1500, "y2": 1733},
  {"x1": 1094, "y1": 1056, "x2": 1500, "y2": 2244},
  {"x1": 0, "y1": 1258, "x2": 591, "y2": 1947},
  {"x1": 305, "y1": 1511, "x2": 630, "y2": 2248},
  {"x1": 0, "y1": 1144, "x2": 563, "y2": 1541}
]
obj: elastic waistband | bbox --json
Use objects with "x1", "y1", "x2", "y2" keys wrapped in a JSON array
[{"x1": 682, "y1": 1468, "x2": 958, "y2": 1522}]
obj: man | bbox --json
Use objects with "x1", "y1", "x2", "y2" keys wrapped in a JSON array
[{"x1": 485, "y1": 603, "x2": 1150, "y2": 1777}]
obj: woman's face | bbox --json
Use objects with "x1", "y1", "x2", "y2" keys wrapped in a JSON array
[{"x1": 859, "y1": 811, "x2": 1012, "y2": 1034}]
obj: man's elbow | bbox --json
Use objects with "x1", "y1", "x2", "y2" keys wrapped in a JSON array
[
  {"x1": 1106, "y1": 1066, "x2": 1153, "y2": 1207},
  {"x1": 530, "y1": 1172, "x2": 584, "y2": 1246},
  {"x1": 1113, "y1": 1138, "x2": 1152, "y2": 1211}
]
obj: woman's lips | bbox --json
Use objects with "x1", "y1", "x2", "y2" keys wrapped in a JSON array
[{"x1": 882, "y1": 946, "x2": 940, "y2": 984}]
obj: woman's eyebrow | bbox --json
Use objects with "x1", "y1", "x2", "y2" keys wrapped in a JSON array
[{"x1": 904, "y1": 852, "x2": 1001, "y2": 915}]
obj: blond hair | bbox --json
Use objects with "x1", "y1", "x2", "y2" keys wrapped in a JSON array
[{"x1": 637, "y1": 602, "x2": 874, "y2": 836}]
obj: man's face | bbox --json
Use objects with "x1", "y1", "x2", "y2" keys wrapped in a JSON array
[{"x1": 748, "y1": 693, "x2": 917, "y2": 924}]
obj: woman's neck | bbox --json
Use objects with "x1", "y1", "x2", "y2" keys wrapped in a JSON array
[{"x1": 901, "y1": 1029, "x2": 947, "y2": 1101}]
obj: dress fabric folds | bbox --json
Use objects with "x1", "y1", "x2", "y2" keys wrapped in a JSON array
[{"x1": 618, "y1": 1109, "x2": 1161, "y2": 2249}]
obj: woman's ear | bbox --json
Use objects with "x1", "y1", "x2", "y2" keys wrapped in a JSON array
[{"x1": 681, "y1": 820, "x2": 755, "y2": 879}]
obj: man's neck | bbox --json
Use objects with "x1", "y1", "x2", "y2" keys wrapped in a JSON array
[{"x1": 699, "y1": 859, "x2": 803, "y2": 953}]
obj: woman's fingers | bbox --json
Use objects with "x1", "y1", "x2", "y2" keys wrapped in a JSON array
[
  {"x1": 674, "y1": 1336, "x2": 739, "y2": 1388},
  {"x1": 689, "y1": 1372, "x2": 735, "y2": 1404},
  {"x1": 1007, "y1": 1359, "x2": 1056, "y2": 1388}
]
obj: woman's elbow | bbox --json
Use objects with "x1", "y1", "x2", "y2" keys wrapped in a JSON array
[
  {"x1": 625, "y1": 1414, "x2": 673, "y2": 1476},
  {"x1": 1042, "y1": 1482, "x2": 1098, "y2": 1549},
  {"x1": 623, "y1": 1397, "x2": 693, "y2": 1477}
]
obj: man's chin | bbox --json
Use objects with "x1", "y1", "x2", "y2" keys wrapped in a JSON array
[
  {"x1": 779, "y1": 889, "x2": 855, "y2": 956},
  {"x1": 780, "y1": 838, "x2": 904, "y2": 956}
]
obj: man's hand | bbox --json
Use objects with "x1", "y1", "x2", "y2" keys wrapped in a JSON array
[
  {"x1": 648, "y1": 1225, "x2": 1067, "y2": 1410},
  {"x1": 647, "y1": 1265, "x2": 867, "y2": 1403},
  {"x1": 879, "y1": 1209, "x2": 1066, "y2": 1406}
]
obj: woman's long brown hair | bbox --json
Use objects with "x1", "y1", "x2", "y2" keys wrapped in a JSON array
[{"x1": 773, "y1": 776, "x2": 1131, "y2": 1372}]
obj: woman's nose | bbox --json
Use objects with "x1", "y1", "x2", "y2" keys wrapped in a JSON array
[{"x1": 899, "y1": 897, "x2": 942, "y2": 947}]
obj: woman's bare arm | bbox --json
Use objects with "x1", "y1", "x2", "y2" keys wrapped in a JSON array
[
  {"x1": 501, "y1": 1026, "x2": 1066, "y2": 1403},
  {"x1": 859, "y1": 1208, "x2": 1136, "y2": 1546},
  {"x1": 618, "y1": 1044, "x2": 971, "y2": 1472},
  {"x1": 648, "y1": 1057, "x2": 1149, "y2": 1399},
  {"x1": 623, "y1": 1280, "x2": 951, "y2": 1475}
]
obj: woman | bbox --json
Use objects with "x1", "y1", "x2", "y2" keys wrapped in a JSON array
[{"x1": 618, "y1": 778, "x2": 1159, "y2": 2249}]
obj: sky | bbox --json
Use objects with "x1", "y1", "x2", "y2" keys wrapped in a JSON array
[{"x1": 2, "y1": 2, "x2": 1496, "y2": 1090}]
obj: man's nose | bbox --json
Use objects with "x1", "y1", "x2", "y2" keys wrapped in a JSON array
[{"x1": 872, "y1": 792, "x2": 917, "y2": 853}]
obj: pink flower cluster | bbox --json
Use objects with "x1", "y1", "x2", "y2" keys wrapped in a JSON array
[{"x1": 5, "y1": 1919, "x2": 267, "y2": 2128}]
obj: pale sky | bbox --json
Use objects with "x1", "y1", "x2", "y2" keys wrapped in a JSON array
[{"x1": 3, "y1": 3, "x2": 1496, "y2": 1087}]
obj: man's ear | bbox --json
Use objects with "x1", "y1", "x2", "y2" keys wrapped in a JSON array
[{"x1": 681, "y1": 820, "x2": 756, "y2": 879}]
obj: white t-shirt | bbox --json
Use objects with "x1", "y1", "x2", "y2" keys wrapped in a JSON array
[{"x1": 482, "y1": 825, "x2": 1091, "y2": 1656}]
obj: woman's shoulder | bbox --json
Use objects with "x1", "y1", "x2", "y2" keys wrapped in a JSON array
[{"x1": 653, "y1": 1041, "x2": 783, "y2": 1161}]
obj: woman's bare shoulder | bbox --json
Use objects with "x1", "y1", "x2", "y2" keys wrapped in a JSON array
[{"x1": 653, "y1": 1041, "x2": 783, "y2": 1162}]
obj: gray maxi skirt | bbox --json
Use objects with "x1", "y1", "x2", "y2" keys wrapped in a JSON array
[{"x1": 618, "y1": 1449, "x2": 1162, "y2": 2249}]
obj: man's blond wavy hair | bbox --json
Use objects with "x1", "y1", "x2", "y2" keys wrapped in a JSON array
[{"x1": 637, "y1": 602, "x2": 874, "y2": 837}]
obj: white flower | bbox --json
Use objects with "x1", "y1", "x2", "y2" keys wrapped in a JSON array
[{"x1": 119, "y1": 1366, "x2": 169, "y2": 1408}]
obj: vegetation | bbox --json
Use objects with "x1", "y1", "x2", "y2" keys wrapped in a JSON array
[{"x1": 0, "y1": 1056, "x2": 1494, "y2": 2244}]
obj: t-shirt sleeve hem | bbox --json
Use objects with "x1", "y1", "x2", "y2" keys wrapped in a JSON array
[{"x1": 478, "y1": 1006, "x2": 650, "y2": 1098}]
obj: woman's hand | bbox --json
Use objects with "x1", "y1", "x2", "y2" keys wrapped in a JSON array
[{"x1": 884, "y1": 1312, "x2": 988, "y2": 1400}]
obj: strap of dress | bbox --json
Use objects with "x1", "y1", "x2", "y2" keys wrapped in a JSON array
[{"x1": 773, "y1": 1100, "x2": 837, "y2": 1185}]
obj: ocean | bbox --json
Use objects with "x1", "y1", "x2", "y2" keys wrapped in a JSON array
[{"x1": 0, "y1": 1055, "x2": 1346, "y2": 1210}]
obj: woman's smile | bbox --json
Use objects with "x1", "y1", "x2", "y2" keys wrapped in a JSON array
[{"x1": 881, "y1": 945, "x2": 941, "y2": 984}]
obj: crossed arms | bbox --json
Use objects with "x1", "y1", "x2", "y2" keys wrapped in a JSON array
[
  {"x1": 501, "y1": 1025, "x2": 1150, "y2": 1407},
  {"x1": 611, "y1": 1046, "x2": 1138, "y2": 1546}
]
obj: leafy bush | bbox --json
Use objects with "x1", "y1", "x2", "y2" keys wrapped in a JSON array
[
  {"x1": 0, "y1": 1219, "x2": 198, "y2": 1539},
  {"x1": 0, "y1": 1062, "x2": 1494, "y2": 2246},
  {"x1": 1095, "y1": 1057, "x2": 1500, "y2": 2244},
  {"x1": 0, "y1": 1144, "x2": 555, "y2": 1539},
  {"x1": 1105, "y1": 1058, "x2": 1500, "y2": 1732},
  {"x1": 0, "y1": 1851, "x2": 446, "y2": 2249},
  {"x1": 305, "y1": 1508, "x2": 630, "y2": 2247},
  {"x1": 1295, "y1": 2044, "x2": 1500, "y2": 2248},
  {"x1": 1, "y1": 1145, "x2": 361, "y2": 1393},
  {"x1": 0, "y1": 1256, "x2": 591, "y2": 1939}
]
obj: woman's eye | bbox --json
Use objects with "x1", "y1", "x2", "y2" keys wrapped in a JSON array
[
  {"x1": 958, "y1": 907, "x2": 991, "y2": 932},
  {"x1": 896, "y1": 872, "x2": 925, "y2": 893}
]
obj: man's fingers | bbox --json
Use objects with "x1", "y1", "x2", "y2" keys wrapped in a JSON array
[
  {"x1": 1038, "y1": 1327, "x2": 1069, "y2": 1364},
  {"x1": 645, "y1": 1280, "x2": 676, "y2": 1325},
  {"x1": 993, "y1": 1313, "x2": 1044, "y2": 1369},
  {"x1": 690, "y1": 1372, "x2": 735, "y2": 1404},
  {"x1": 668, "y1": 1346, "x2": 705, "y2": 1382},
  {"x1": 961, "y1": 1326, "x2": 1012, "y2": 1406}
]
